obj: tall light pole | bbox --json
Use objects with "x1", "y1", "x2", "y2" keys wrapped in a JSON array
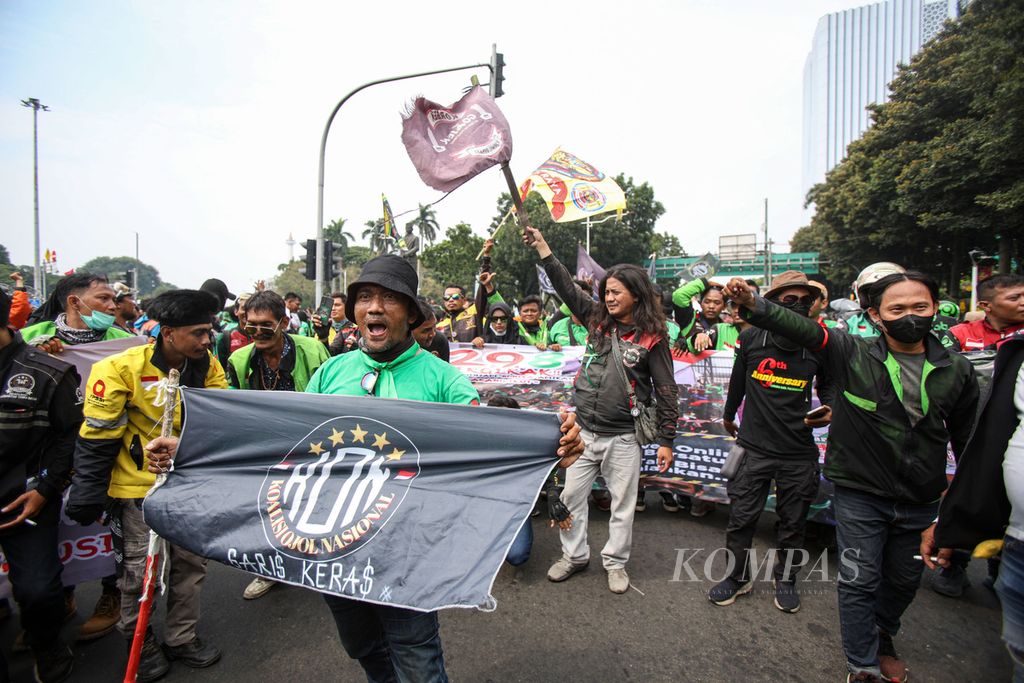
[{"x1": 21, "y1": 98, "x2": 49, "y2": 296}]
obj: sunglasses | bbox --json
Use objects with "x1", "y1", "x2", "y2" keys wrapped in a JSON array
[
  {"x1": 778, "y1": 294, "x2": 817, "y2": 307},
  {"x1": 442, "y1": 294, "x2": 463, "y2": 301},
  {"x1": 490, "y1": 316, "x2": 509, "y2": 323},
  {"x1": 243, "y1": 323, "x2": 281, "y2": 337}
]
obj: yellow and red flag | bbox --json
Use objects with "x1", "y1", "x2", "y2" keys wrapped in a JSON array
[
  {"x1": 519, "y1": 148, "x2": 626, "y2": 223},
  {"x1": 381, "y1": 194, "x2": 396, "y2": 240}
]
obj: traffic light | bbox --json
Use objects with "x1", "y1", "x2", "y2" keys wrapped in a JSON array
[
  {"x1": 489, "y1": 44, "x2": 505, "y2": 98},
  {"x1": 303, "y1": 239, "x2": 317, "y2": 280},
  {"x1": 124, "y1": 268, "x2": 136, "y2": 290},
  {"x1": 326, "y1": 241, "x2": 344, "y2": 281}
]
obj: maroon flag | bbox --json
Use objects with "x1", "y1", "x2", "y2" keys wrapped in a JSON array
[
  {"x1": 576, "y1": 244, "x2": 607, "y2": 296},
  {"x1": 401, "y1": 86, "x2": 513, "y2": 192}
]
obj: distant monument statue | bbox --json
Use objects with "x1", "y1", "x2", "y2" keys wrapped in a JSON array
[{"x1": 400, "y1": 222, "x2": 420, "y2": 268}]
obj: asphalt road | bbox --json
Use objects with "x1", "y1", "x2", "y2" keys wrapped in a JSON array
[{"x1": 3, "y1": 498, "x2": 1010, "y2": 682}]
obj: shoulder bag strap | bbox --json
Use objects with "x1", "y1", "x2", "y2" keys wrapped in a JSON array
[{"x1": 609, "y1": 329, "x2": 639, "y2": 415}]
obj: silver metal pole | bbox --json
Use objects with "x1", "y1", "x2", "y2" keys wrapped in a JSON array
[
  {"x1": 763, "y1": 198, "x2": 769, "y2": 284},
  {"x1": 315, "y1": 60, "x2": 490, "y2": 302},
  {"x1": 32, "y1": 104, "x2": 40, "y2": 295},
  {"x1": 586, "y1": 216, "x2": 591, "y2": 253},
  {"x1": 971, "y1": 262, "x2": 979, "y2": 311}
]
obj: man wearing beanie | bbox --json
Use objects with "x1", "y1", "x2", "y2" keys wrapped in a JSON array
[
  {"x1": 305, "y1": 255, "x2": 584, "y2": 682},
  {"x1": 0, "y1": 287, "x2": 81, "y2": 682},
  {"x1": 67, "y1": 289, "x2": 228, "y2": 682}
]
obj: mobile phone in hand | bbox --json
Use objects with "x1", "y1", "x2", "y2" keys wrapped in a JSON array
[
  {"x1": 316, "y1": 295, "x2": 333, "y2": 320},
  {"x1": 805, "y1": 405, "x2": 829, "y2": 420}
]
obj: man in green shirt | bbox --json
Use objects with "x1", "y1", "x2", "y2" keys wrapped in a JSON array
[
  {"x1": 304, "y1": 255, "x2": 583, "y2": 683},
  {"x1": 516, "y1": 295, "x2": 550, "y2": 349},
  {"x1": 227, "y1": 290, "x2": 331, "y2": 601}
]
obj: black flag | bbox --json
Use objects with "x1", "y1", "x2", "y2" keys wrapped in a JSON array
[{"x1": 144, "y1": 388, "x2": 561, "y2": 612}]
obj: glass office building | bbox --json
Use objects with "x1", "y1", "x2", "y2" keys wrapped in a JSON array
[{"x1": 801, "y1": 0, "x2": 966, "y2": 206}]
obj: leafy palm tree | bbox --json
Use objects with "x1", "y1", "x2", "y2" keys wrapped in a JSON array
[
  {"x1": 362, "y1": 220, "x2": 388, "y2": 255},
  {"x1": 412, "y1": 204, "x2": 440, "y2": 245},
  {"x1": 324, "y1": 218, "x2": 355, "y2": 251}
]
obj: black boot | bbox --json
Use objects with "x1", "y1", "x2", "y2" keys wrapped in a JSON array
[
  {"x1": 163, "y1": 637, "x2": 221, "y2": 668},
  {"x1": 128, "y1": 630, "x2": 170, "y2": 682},
  {"x1": 31, "y1": 641, "x2": 73, "y2": 683}
]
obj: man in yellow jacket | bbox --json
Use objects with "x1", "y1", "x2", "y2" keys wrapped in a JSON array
[{"x1": 66, "y1": 289, "x2": 227, "y2": 682}]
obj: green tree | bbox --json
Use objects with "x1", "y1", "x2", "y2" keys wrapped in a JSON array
[
  {"x1": 487, "y1": 173, "x2": 666, "y2": 302},
  {"x1": 270, "y1": 260, "x2": 317, "y2": 303},
  {"x1": 362, "y1": 220, "x2": 389, "y2": 255},
  {"x1": 79, "y1": 256, "x2": 174, "y2": 296},
  {"x1": 0, "y1": 244, "x2": 10, "y2": 265},
  {"x1": 410, "y1": 203, "x2": 440, "y2": 245},
  {"x1": 0, "y1": 263, "x2": 62, "y2": 297},
  {"x1": 324, "y1": 218, "x2": 355, "y2": 251},
  {"x1": 805, "y1": 0, "x2": 1024, "y2": 292},
  {"x1": 789, "y1": 224, "x2": 827, "y2": 253},
  {"x1": 651, "y1": 231, "x2": 685, "y2": 256},
  {"x1": 420, "y1": 223, "x2": 484, "y2": 291},
  {"x1": 344, "y1": 246, "x2": 373, "y2": 269}
]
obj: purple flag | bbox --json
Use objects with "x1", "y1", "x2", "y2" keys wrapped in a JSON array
[
  {"x1": 536, "y1": 264, "x2": 556, "y2": 295},
  {"x1": 401, "y1": 86, "x2": 513, "y2": 193},
  {"x1": 576, "y1": 244, "x2": 606, "y2": 296}
]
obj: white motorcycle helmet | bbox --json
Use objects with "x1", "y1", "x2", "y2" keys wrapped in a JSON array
[{"x1": 853, "y1": 262, "x2": 906, "y2": 307}]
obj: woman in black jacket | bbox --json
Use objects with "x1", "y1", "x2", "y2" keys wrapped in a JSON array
[{"x1": 525, "y1": 225, "x2": 678, "y2": 595}]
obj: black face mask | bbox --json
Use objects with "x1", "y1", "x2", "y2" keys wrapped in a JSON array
[
  {"x1": 779, "y1": 300, "x2": 812, "y2": 318},
  {"x1": 879, "y1": 314, "x2": 934, "y2": 344}
]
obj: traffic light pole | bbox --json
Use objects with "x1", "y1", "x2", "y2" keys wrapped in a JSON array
[{"x1": 315, "y1": 58, "x2": 495, "y2": 302}]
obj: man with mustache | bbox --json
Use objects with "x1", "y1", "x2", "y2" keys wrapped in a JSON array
[
  {"x1": 226, "y1": 290, "x2": 330, "y2": 601},
  {"x1": 302, "y1": 255, "x2": 584, "y2": 682}
]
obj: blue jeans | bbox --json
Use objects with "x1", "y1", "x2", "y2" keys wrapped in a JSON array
[
  {"x1": 323, "y1": 594, "x2": 448, "y2": 683},
  {"x1": 833, "y1": 485, "x2": 937, "y2": 675},
  {"x1": 505, "y1": 518, "x2": 533, "y2": 567},
  {"x1": 996, "y1": 536, "x2": 1024, "y2": 682}
]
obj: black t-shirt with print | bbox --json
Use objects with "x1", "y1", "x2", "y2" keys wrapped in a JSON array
[{"x1": 724, "y1": 326, "x2": 826, "y2": 460}]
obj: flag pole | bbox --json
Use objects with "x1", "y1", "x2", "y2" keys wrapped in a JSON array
[
  {"x1": 124, "y1": 368, "x2": 180, "y2": 683},
  {"x1": 499, "y1": 163, "x2": 530, "y2": 233},
  {"x1": 476, "y1": 206, "x2": 513, "y2": 260}
]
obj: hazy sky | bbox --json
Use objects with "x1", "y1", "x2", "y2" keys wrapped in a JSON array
[{"x1": 1, "y1": 0, "x2": 856, "y2": 293}]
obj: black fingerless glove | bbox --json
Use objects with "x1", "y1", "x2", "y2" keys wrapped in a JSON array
[{"x1": 547, "y1": 488, "x2": 571, "y2": 523}]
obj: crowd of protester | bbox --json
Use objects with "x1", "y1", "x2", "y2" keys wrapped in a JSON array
[{"x1": 1, "y1": 230, "x2": 1023, "y2": 682}]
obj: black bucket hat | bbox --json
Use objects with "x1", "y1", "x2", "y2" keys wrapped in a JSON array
[{"x1": 346, "y1": 255, "x2": 424, "y2": 329}]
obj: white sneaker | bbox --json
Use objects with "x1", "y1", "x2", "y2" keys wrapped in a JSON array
[
  {"x1": 547, "y1": 558, "x2": 588, "y2": 582},
  {"x1": 243, "y1": 576, "x2": 278, "y2": 600},
  {"x1": 608, "y1": 568, "x2": 630, "y2": 594}
]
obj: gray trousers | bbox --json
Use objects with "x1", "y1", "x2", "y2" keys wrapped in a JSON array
[
  {"x1": 558, "y1": 428, "x2": 641, "y2": 570},
  {"x1": 118, "y1": 499, "x2": 207, "y2": 647}
]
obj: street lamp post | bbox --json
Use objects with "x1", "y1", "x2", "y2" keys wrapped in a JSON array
[{"x1": 21, "y1": 98, "x2": 49, "y2": 297}]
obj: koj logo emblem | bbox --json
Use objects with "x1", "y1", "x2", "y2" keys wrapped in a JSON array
[{"x1": 259, "y1": 416, "x2": 420, "y2": 562}]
